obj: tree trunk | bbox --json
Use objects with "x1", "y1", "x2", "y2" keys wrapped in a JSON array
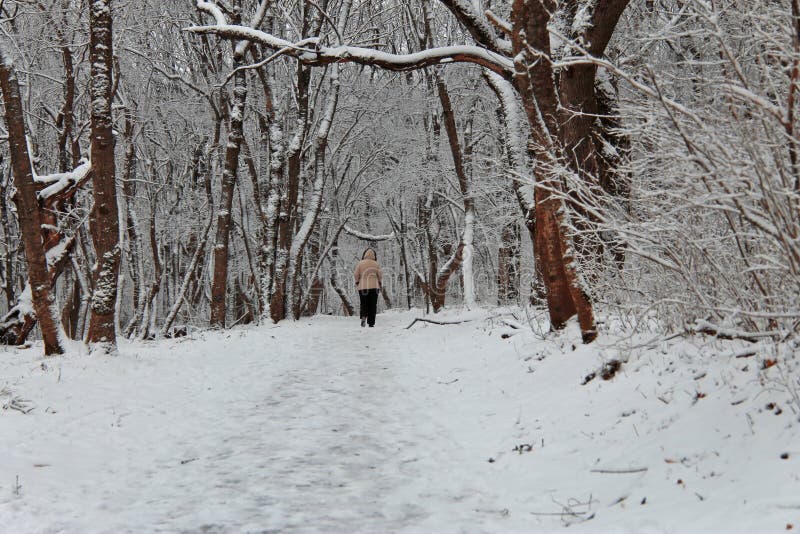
[
  {"x1": 429, "y1": 242, "x2": 465, "y2": 312},
  {"x1": 0, "y1": 166, "x2": 16, "y2": 310},
  {"x1": 510, "y1": 0, "x2": 597, "y2": 342},
  {"x1": 288, "y1": 65, "x2": 338, "y2": 320},
  {"x1": 271, "y1": 63, "x2": 311, "y2": 322},
  {"x1": 121, "y1": 111, "x2": 145, "y2": 337},
  {"x1": 398, "y1": 205, "x2": 413, "y2": 309},
  {"x1": 86, "y1": 0, "x2": 121, "y2": 348},
  {"x1": 137, "y1": 197, "x2": 162, "y2": 339},
  {"x1": 61, "y1": 273, "x2": 81, "y2": 339},
  {"x1": 210, "y1": 44, "x2": 247, "y2": 327},
  {"x1": 485, "y1": 72, "x2": 546, "y2": 305},
  {"x1": 329, "y1": 235, "x2": 354, "y2": 316},
  {"x1": 386, "y1": 202, "x2": 414, "y2": 309},
  {"x1": 498, "y1": 222, "x2": 520, "y2": 304},
  {"x1": 0, "y1": 49, "x2": 64, "y2": 355},
  {"x1": 435, "y1": 72, "x2": 475, "y2": 309}
]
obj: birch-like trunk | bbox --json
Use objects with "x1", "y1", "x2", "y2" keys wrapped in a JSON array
[
  {"x1": 287, "y1": 65, "x2": 340, "y2": 319},
  {"x1": 435, "y1": 71, "x2": 474, "y2": 309},
  {"x1": 329, "y1": 235, "x2": 354, "y2": 316},
  {"x1": 253, "y1": 52, "x2": 283, "y2": 321},
  {"x1": 270, "y1": 63, "x2": 310, "y2": 322},
  {"x1": 121, "y1": 112, "x2": 145, "y2": 338}
]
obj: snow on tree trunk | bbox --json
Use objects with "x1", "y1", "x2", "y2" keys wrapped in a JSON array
[
  {"x1": 462, "y1": 205, "x2": 476, "y2": 308},
  {"x1": 288, "y1": 65, "x2": 339, "y2": 320},
  {"x1": 86, "y1": 0, "x2": 121, "y2": 349},
  {"x1": 328, "y1": 235, "x2": 354, "y2": 316},
  {"x1": 0, "y1": 47, "x2": 65, "y2": 355},
  {"x1": 270, "y1": 63, "x2": 311, "y2": 323},
  {"x1": 485, "y1": 73, "x2": 533, "y2": 303},
  {"x1": 260, "y1": 118, "x2": 282, "y2": 320},
  {"x1": 210, "y1": 52, "x2": 247, "y2": 328},
  {"x1": 436, "y1": 71, "x2": 475, "y2": 309},
  {"x1": 188, "y1": 0, "x2": 635, "y2": 340},
  {"x1": 160, "y1": 193, "x2": 214, "y2": 338},
  {"x1": 121, "y1": 111, "x2": 145, "y2": 338},
  {"x1": 509, "y1": 0, "x2": 597, "y2": 342},
  {"x1": 252, "y1": 52, "x2": 284, "y2": 323}
]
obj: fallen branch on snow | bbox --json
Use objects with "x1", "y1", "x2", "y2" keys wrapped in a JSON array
[
  {"x1": 2, "y1": 396, "x2": 34, "y2": 414},
  {"x1": 590, "y1": 467, "x2": 648, "y2": 474},
  {"x1": 405, "y1": 317, "x2": 474, "y2": 329},
  {"x1": 530, "y1": 511, "x2": 586, "y2": 517},
  {"x1": 437, "y1": 378, "x2": 459, "y2": 385},
  {"x1": 689, "y1": 320, "x2": 784, "y2": 343}
]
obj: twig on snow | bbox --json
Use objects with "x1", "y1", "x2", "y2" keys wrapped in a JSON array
[
  {"x1": 590, "y1": 467, "x2": 648, "y2": 474},
  {"x1": 437, "y1": 378, "x2": 459, "y2": 385},
  {"x1": 690, "y1": 320, "x2": 783, "y2": 343},
  {"x1": 405, "y1": 317, "x2": 472, "y2": 329},
  {"x1": 530, "y1": 511, "x2": 585, "y2": 517},
  {"x1": 3, "y1": 396, "x2": 34, "y2": 414}
]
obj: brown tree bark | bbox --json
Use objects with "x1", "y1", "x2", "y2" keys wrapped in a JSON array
[
  {"x1": 56, "y1": 36, "x2": 76, "y2": 173},
  {"x1": 210, "y1": 56, "x2": 247, "y2": 327},
  {"x1": 434, "y1": 71, "x2": 476, "y2": 310},
  {"x1": 270, "y1": 62, "x2": 311, "y2": 322},
  {"x1": 61, "y1": 275, "x2": 82, "y2": 339},
  {"x1": 137, "y1": 196, "x2": 163, "y2": 339},
  {"x1": 508, "y1": 0, "x2": 599, "y2": 341},
  {"x1": 497, "y1": 222, "x2": 520, "y2": 304},
  {"x1": 0, "y1": 49, "x2": 64, "y2": 355},
  {"x1": 427, "y1": 243, "x2": 465, "y2": 312},
  {"x1": 305, "y1": 277, "x2": 324, "y2": 316},
  {"x1": 557, "y1": 0, "x2": 631, "y2": 272},
  {"x1": 86, "y1": 0, "x2": 121, "y2": 348}
]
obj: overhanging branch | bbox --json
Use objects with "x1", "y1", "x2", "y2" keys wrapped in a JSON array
[{"x1": 186, "y1": 24, "x2": 514, "y2": 79}]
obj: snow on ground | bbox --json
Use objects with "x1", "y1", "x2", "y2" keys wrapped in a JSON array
[{"x1": 1, "y1": 308, "x2": 798, "y2": 533}]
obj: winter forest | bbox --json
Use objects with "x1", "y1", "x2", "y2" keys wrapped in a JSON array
[{"x1": 1, "y1": 0, "x2": 799, "y2": 531}]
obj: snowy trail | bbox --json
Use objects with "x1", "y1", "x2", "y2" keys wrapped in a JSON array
[
  {"x1": 0, "y1": 312, "x2": 528, "y2": 533},
  {"x1": 1, "y1": 309, "x2": 799, "y2": 533}
]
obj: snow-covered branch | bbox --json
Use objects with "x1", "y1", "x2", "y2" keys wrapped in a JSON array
[
  {"x1": 35, "y1": 159, "x2": 92, "y2": 202},
  {"x1": 437, "y1": 0, "x2": 513, "y2": 55},
  {"x1": 196, "y1": 1, "x2": 227, "y2": 26},
  {"x1": 343, "y1": 225, "x2": 394, "y2": 241},
  {"x1": 187, "y1": 24, "x2": 514, "y2": 77}
]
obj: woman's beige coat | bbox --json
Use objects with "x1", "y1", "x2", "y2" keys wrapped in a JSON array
[{"x1": 354, "y1": 249, "x2": 383, "y2": 290}]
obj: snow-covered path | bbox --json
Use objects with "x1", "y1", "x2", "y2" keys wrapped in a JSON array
[
  {"x1": 1, "y1": 312, "x2": 528, "y2": 533},
  {"x1": 1, "y1": 310, "x2": 799, "y2": 533}
]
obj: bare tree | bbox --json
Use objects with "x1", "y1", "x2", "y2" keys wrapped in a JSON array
[
  {"x1": 190, "y1": 0, "x2": 634, "y2": 341},
  {"x1": 0, "y1": 46, "x2": 65, "y2": 355},
  {"x1": 85, "y1": 0, "x2": 122, "y2": 348}
]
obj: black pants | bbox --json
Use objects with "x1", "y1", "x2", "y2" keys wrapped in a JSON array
[{"x1": 359, "y1": 288, "x2": 379, "y2": 326}]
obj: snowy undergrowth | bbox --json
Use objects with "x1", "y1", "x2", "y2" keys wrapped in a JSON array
[{"x1": 0, "y1": 308, "x2": 798, "y2": 533}]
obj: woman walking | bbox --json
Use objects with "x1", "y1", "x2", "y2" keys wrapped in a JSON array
[{"x1": 354, "y1": 248, "x2": 383, "y2": 327}]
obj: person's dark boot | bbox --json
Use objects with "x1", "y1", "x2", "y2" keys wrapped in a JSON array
[{"x1": 361, "y1": 318, "x2": 366, "y2": 327}]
